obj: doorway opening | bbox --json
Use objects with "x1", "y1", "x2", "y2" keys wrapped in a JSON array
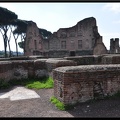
[{"x1": 70, "y1": 51, "x2": 75, "y2": 56}]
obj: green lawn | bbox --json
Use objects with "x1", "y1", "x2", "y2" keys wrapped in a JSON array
[
  {"x1": 0, "y1": 77, "x2": 54, "y2": 90},
  {"x1": 26, "y1": 77, "x2": 54, "y2": 89}
]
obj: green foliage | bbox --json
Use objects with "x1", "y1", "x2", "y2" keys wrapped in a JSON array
[
  {"x1": 0, "y1": 6, "x2": 18, "y2": 25},
  {"x1": 18, "y1": 41, "x2": 24, "y2": 49},
  {"x1": 50, "y1": 96, "x2": 65, "y2": 110},
  {"x1": 0, "y1": 79, "x2": 10, "y2": 90},
  {"x1": 7, "y1": 77, "x2": 54, "y2": 90},
  {"x1": 26, "y1": 77, "x2": 54, "y2": 89},
  {"x1": 39, "y1": 28, "x2": 52, "y2": 39}
]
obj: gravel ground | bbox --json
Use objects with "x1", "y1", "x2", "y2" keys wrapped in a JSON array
[{"x1": 0, "y1": 86, "x2": 120, "y2": 117}]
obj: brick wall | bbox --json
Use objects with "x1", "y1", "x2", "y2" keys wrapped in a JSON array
[
  {"x1": 24, "y1": 17, "x2": 106, "y2": 57},
  {"x1": 64, "y1": 55, "x2": 102, "y2": 65},
  {"x1": 53, "y1": 65, "x2": 120, "y2": 105},
  {"x1": 0, "y1": 58, "x2": 76, "y2": 82}
]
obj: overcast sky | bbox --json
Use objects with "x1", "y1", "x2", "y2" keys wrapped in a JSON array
[{"x1": 0, "y1": 2, "x2": 120, "y2": 52}]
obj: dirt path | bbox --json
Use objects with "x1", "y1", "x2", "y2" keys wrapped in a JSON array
[{"x1": 0, "y1": 87, "x2": 120, "y2": 117}]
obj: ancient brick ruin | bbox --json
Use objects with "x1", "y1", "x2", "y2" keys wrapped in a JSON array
[
  {"x1": 1, "y1": 16, "x2": 120, "y2": 106},
  {"x1": 1, "y1": 54, "x2": 120, "y2": 105},
  {"x1": 110, "y1": 38, "x2": 120, "y2": 54},
  {"x1": 24, "y1": 17, "x2": 107, "y2": 57},
  {"x1": 53, "y1": 64, "x2": 120, "y2": 104},
  {"x1": 24, "y1": 21, "x2": 43, "y2": 56}
]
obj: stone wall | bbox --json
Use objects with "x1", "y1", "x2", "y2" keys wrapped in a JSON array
[
  {"x1": 64, "y1": 55, "x2": 101, "y2": 65},
  {"x1": 110, "y1": 38, "x2": 120, "y2": 54},
  {"x1": 2, "y1": 54, "x2": 120, "y2": 106},
  {"x1": 0, "y1": 58, "x2": 76, "y2": 82},
  {"x1": 101, "y1": 54, "x2": 120, "y2": 64},
  {"x1": 93, "y1": 36, "x2": 107, "y2": 55},
  {"x1": 53, "y1": 65, "x2": 120, "y2": 105},
  {"x1": 46, "y1": 59, "x2": 77, "y2": 77},
  {"x1": 0, "y1": 61, "x2": 13, "y2": 82},
  {"x1": 24, "y1": 21, "x2": 43, "y2": 56},
  {"x1": 24, "y1": 17, "x2": 107, "y2": 57}
]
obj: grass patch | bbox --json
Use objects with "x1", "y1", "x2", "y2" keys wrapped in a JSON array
[
  {"x1": 1, "y1": 77, "x2": 54, "y2": 90},
  {"x1": 50, "y1": 96, "x2": 66, "y2": 110},
  {"x1": 26, "y1": 77, "x2": 54, "y2": 89},
  {"x1": 50, "y1": 96, "x2": 75, "y2": 111}
]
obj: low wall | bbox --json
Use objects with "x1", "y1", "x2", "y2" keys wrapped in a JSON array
[
  {"x1": 64, "y1": 55, "x2": 102, "y2": 65},
  {"x1": 102, "y1": 54, "x2": 120, "y2": 64},
  {"x1": 46, "y1": 59, "x2": 77, "y2": 76},
  {"x1": 64, "y1": 54, "x2": 120, "y2": 65},
  {"x1": 53, "y1": 64, "x2": 120, "y2": 105},
  {"x1": 0, "y1": 58, "x2": 76, "y2": 82}
]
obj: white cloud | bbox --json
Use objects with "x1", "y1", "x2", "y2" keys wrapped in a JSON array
[{"x1": 104, "y1": 3, "x2": 120, "y2": 13}]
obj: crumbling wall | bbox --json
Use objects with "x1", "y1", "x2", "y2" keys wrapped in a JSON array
[
  {"x1": 110, "y1": 38, "x2": 120, "y2": 54},
  {"x1": 93, "y1": 36, "x2": 107, "y2": 55},
  {"x1": 0, "y1": 58, "x2": 77, "y2": 82},
  {"x1": 0, "y1": 61, "x2": 13, "y2": 82},
  {"x1": 53, "y1": 65, "x2": 120, "y2": 105},
  {"x1": 24, "y1": 17, "x2": 107, "y2": 58},
  {"x1": 24, "y1": 21, "x2": 43, "y2": 56}
]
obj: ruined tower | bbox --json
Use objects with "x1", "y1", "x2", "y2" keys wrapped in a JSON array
[
  {"x1": 24, "y1": 21, "x2": 43, "y2": 56},
  {"x1": 110, "y1": 38, "x2": 120, "y2": 54}
]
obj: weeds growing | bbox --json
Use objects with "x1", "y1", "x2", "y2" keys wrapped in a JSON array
[
  {"x1": 50, "y1": 96, "x2": 65, "y2": 110},
  {"x1": 0, "y1": 77, "x2": 54, "y2": 90}
]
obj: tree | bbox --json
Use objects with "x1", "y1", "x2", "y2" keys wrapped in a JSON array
[
  {"x1": 39, "y1": 28, "x2": 52, "y2": 39},
  {"x1": 18, "y1": 41, "x2": 24, "y2": 49},
  {"x1": 0, "y1": 6, "x2": 17, "y2": 57},
  {"x1": 10, "y1": 19, "x2": 28, "y2": 56}
]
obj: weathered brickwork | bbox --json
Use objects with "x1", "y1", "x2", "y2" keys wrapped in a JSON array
[
  {"x1": 64, "y1": 55, "x2": 102, "y2": 65},
  {"x1": 110, "y1": 38, "x2": 120, "y2": 54},
  {"x1": 24, "y1": 17, "x2": 107, "y2": 57},
  {"x1": 24, "y1": 21, "x2": 43, "y2": 56},
  {"x1": 46, "y1": 59, "x2": 77, "y2": 77},
  {"x1": 0, "y1": 61, "x2": 13, "y2": 82},
  {"x1": 1, "y1": 54, "x2": 120, "y2": 105},
  {"x1": 102, "y1": 54, "x2": 120, "y2": 64},
  {"x1": 0, "y1": 58, "x2": 76, "y2": 82},
  {"x1": 53, "y1": 65, "x2": 120, "y2": 105},
  {"x1": 34, "y1": 59, "x2": 48, "y2": 78}
]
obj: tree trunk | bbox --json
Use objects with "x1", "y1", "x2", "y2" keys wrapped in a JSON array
[
  {"x1": 10, "y1": 26, "x2": 19, "y2": 57},
  {"x1": 0, "y1": 26, "x2": 8, "y2": 58},
  {"x1": 15, "y1": 37, "x2": 18, "y2": 56},
  {"x1": 21, "y1": 33, "x2": 26, "y2": 54},
  {"x1": 7, "y1": 29, "x2": 12, "y2": 57}
]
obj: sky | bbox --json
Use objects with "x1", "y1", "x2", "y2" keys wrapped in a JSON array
[{"x1": 0, "y1": 2, "x2": 120, "y2": 52}]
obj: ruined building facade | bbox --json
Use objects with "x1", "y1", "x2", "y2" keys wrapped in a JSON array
[
  {"x1": 24, "y1": 17, "x2": 107, "y2": 57},
  {"x1": 110, "y1": 38, "x2": 120, "y2": 54}
]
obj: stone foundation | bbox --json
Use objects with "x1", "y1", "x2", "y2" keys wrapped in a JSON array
[
  {"x1": 1, "y1": 54, "x2": 120, "y2": 105},
  {"x1": 53, "y1": 65, "x2": 120, "y2": 105}
]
